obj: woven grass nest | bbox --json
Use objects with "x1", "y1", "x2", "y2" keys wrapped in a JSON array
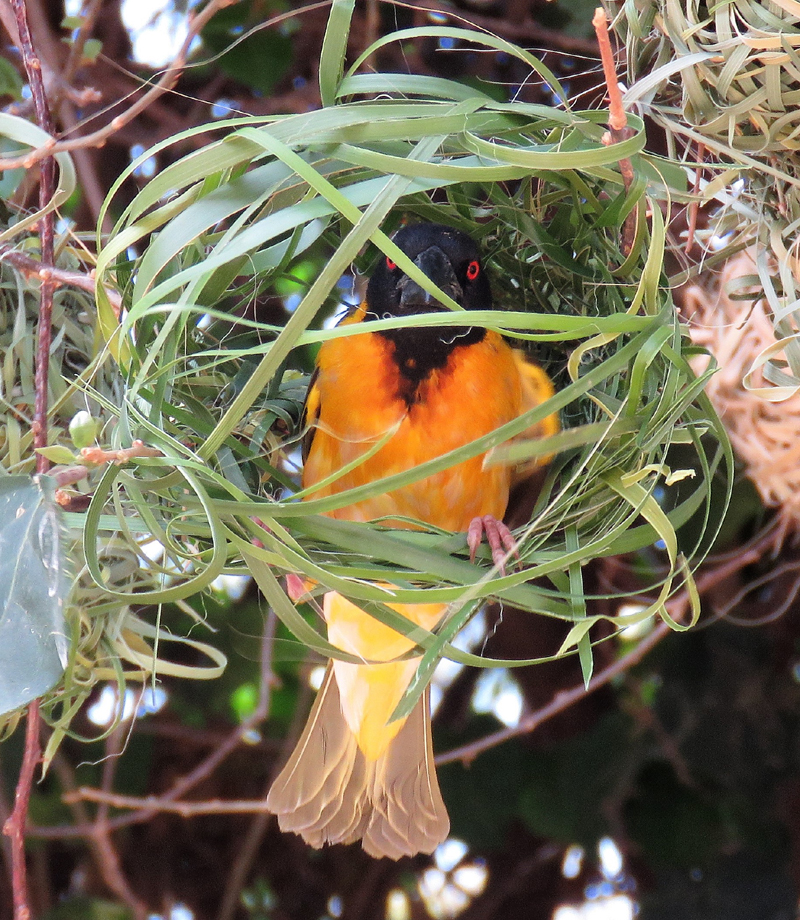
[
  {"x1": 685, "y1": 249, "x2": 800, "y2": 533},
  {"x1": 615, "y1": 0, "x2": 800, "y2": 155},
  {"x1": 612, "y1": 0, "x2": 800, "y2": 438}
]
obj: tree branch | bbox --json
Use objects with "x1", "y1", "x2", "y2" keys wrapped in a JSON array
[
  {"x1": 0, "y1": 0, "x2": 326, "y2": 172},
  {"x1": 2, "y1": 704, "x2": 41, "y2": 920},
  {"x1": 1, "y1": 2, "x2": 57, "y2": 913},
  {"x1": 49, "y1": 616, "x2": 279, "y2": 831},
  {"x1": 436, "y1": 620, "x2": 671, "y2": 767},
  {"x1": 436, "y1": 545, "x2": 764, "y2": 767},
  {"x1": 0, "y1": 243, "x2": 122, "y2": 314}
]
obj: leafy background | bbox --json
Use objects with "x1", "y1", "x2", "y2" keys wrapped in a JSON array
[{"x1": 0, "y1": 2, "x2": 799, "y2": 920}]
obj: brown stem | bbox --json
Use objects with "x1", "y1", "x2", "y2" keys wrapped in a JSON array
[
  {"x1": 685, "y1": 142, "x2": 706, "y2": 255},
  {"x1": 2, "y1": 701, "x2": 41, "y2": 920},
  {"x1": 3, "y1": 1, "x2": 55, "y2": 915},
  {"x1": 0, "y1": 243, "x2": 122, "y2": 314},
  {"x1": 59, "y1": 101, "x2": 112, "y2": 231},
  {"x1": 592, "y1": 7, "x2": 636, "y2": 255},
  {"x1": 63, "y1": 790, "x2": 277, "y2": 816},
  {"x1": 0, "y1": 0, "x2": 332, "y2": 172},
  {"x1": 94, "y1": 725, "x2": 148, "y2": 920},
  {"x1": 216, "y1": 614, "x2": 279, "y2": 920},
  {"x1": 60, "y1": 0, "x2": 105, "y2": 90},
  {"x1": 593, "y1": 8, "x2": 627, "y2": 136},
  {"x1": 11, "y1": 0, "x2": 55, "y2": 472}
]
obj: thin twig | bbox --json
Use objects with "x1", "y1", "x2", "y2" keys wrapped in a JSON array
[
  {"x1": 63, "y1": 790, "x2": 275, "y2": 816},
  {"x1": 436, "y1": 621, "x2": 672, "y2": 766},
  {"x1": 59, "y1": 101, "x2": 111, "y2": 230},
  {"x1": 2, "y1": 702, "x2": 41, "y2": 920},
  {"x1": 592, "y1": 7, "x2": 636, "y2": 255},
  {"x1": 10, "y1": 0, "x2": 108, "y2": 228},
  {"x1": 685, "y1": 142, "x2": 706, "y2": 255},
  {"x1": 716, "y1": 557, "x2": 800, "y2": 626},
  {"x1": 2, "y1": 1, "x2": 57, "y2": 915},
  {"x1": 60, "y1": 724, "x2": 273, "y2": 818},
  {"x1": 593, "y1": 8, "x2": 628, "y2": 137},
  {"x1": 436, "y1": 545, "x2": 764, "y2": 767},
  {"x1": 50, "y1": 744, "x2": 147, "y2": 920},
  {"x1": 80, "y1": 440, "x2": 163, "y2": 465},
  {"x1": 59, "y1": 0, "x2": 105, "y2": 91},
  {"x1": 11, "y1": 0, "x2": 57, "y2": 473},
  {"x1": 61, "y1": 614, "x2": 279, "y2": 829},
  {"x1": 30, "y1": 719, "x2": 278, "y2": 834},
  {"x1": 0, "y1": 244, "x2": 122, "y2": 314},
  {"x1": 91, "y1": 725, "x2": 148, "y2": 920},
  {"x1": 0, "y1": 0, "x2": 312, "y2": 172},
  {"x1": 91, "y1": 831, "x2": 148, "y2": 920}
]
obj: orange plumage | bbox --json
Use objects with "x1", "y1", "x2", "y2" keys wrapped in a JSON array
[{"x1": 267, "y1": 223, "x2": 559, "y2": 859}]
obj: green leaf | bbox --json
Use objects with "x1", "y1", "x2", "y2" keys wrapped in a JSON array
[
  {"x1": 566, "y1": 526, "x2": 593, "y2": 687},
  {"x1": 82, "y1": 38, "x2": 102, "y2": 62},
  {"x1": 0, "y1": 476, "x2": 68, "y2": 716},
  {"x1": 0, "y1": 136, "x2": 25, "y2": 199},
  {"x1": 319, "y1": 0, "x2": 356, "y2": 106},
  {"x1": 36, "y1": 446, "x2": 78, "y2": 465},
  {"x1": 0, "y1": 114, "x2": 77, "y2": 242}
]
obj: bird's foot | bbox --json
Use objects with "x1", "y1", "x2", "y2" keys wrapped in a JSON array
[
  {"x1": 467, "y1": 515, "x2": 519, "y2": 575},
  {"x1": 286, "y1": 573, "x2": 313, "y2": 603}
]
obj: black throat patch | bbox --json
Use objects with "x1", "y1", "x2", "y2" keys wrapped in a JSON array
[{"x1": 378, "y1": 323, "x2": 486, "y2": 406}]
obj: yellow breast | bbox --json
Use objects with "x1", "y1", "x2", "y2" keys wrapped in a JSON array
[{"x1": 303, "y1": 327, "x2": 524, "y2": 532}]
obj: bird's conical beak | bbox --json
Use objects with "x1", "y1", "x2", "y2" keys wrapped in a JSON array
[{"x1": 398, "y1": 245, "x2": 462, "y2": 309}]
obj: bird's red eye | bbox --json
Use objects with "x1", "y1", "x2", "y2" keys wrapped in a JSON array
[
  {"x1": 386, "y1": 257, "x2": 397, "y2": 271},
  {"x1": 466, "y1": 260, "x2": 480, "y2": 281}
]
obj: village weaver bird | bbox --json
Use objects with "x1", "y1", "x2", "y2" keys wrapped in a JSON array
[{"x1": 267, "y1": 222, "x2": 559, "y2": 859}]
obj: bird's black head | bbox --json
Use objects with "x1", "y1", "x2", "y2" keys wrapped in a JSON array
[
  {"x1": 366, "y1": 222, "x2": 493, "y2": 318},
  {"x1": 364, "y1": 223, "x2": 492, "y2": 394}
]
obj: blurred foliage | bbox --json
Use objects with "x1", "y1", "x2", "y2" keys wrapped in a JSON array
[{"x1": 201, "y1": 2, "x2": 295, "y2": 96}]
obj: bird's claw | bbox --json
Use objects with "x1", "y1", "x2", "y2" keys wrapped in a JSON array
[
  {"x1": 286, "y1": 573, "x2": 312, "y2": 603},
  {"x1": 467, "y1": 515, "x2": 519, "y2": 575}
]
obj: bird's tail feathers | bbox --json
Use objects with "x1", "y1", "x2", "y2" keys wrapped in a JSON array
[{"x1": 267, "y1": 665, "x2": 449, "y2": 859}]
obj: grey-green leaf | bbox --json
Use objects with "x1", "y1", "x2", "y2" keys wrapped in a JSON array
[{"x1": 0, "y1": 476, "x2": 68, "y2": 716}]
